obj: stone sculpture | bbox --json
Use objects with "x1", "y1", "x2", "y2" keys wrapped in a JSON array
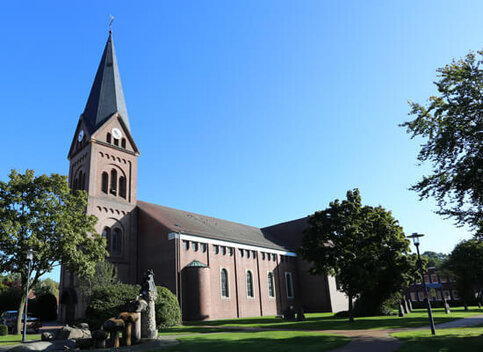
[{"x1": 140, "y1": 269, "x2": 158, "y2": 339}]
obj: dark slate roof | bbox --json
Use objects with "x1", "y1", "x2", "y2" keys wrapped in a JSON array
[
  {"x1": 262, "y1": 217, "x2": 308, "y2": 250},
  {"x1": 137, "y1": 200, "x2": 293, "y2": 252},
  {"x1": 82, "y1": 32, "x2": 130, "y2": 134}
]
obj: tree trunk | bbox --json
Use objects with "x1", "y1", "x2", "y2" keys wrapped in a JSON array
[
  {"x1": 15, "y1": 294, "x2": 27, "y2": 335},
  {"x1": 348, "y1": 294, "x2": 354, "y2": 323}
]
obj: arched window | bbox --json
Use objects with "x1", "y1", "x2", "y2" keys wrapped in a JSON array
[
  {"x1": 119, "y1": 176, "x2": 126, "y2": 199},
  {"x1": 114, "y1": 138, "x2": 119, "y2": 146},
  {"x1": 112, "y1": 228, "x2": 122, "y2": 253},
  {"x1": 268, "y1": 272, "x2": 275, "y2": 297},
  {"x1": 221, "y1": 269, "x2": 229, "y2": 298},
  {"x1": 81, "y1": 171, "x2": 86, "y2": 190},
  {"x1": 102, "y1": 227, "x2": 111, "y2": 250},
  {"x1": 121, "y1": 138, "x2": 126, "y2": 148},
  {"x1": 107, "y1": 133, "x2": 112, "y2": 144},
  {"x1": 110, "y1": 169, "x2": 117, "y2": 195},
  {"x1": 246, "y1": 271, "x2": 254, "y2": 298},
  {"x1": 101, "y1": 172, "x2": 109, "y2": 194}
]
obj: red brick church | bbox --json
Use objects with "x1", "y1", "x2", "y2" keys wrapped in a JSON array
[{"x1": 59, "y1": 32, "x2": 347, "y2": 323}]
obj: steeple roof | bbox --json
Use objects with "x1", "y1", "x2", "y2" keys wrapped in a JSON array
[{"x1": 82, "y1": 32, "x2": 130, "y2": 133}]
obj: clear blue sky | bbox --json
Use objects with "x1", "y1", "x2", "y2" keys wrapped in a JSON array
[{"x1": 1, "y1": 1, "x2": 480, "y2": 282}]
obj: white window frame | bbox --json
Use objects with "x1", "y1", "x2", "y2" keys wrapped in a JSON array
[
  {"x1": 285, "y1": 272, "x2": 294, "y2": 299},
  {"x1": 220, "y1": 267, "x2": 230, "y2": 299},
  {"x1": 267, "y1": 271, "x2": 275, "y2": 298},
  {"x1": 246, "y1": 269, "x2": 255, "y2": 299}
]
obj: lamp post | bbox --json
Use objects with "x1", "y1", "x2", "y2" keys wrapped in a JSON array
[
  {"x1": 22, "y1": 249, "x2": 34, "y2": 343},
  {"x1": 407, "y1": 233, "x2": 436, "y2": 335}
]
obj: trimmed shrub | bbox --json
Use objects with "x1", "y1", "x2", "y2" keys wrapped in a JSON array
[
  {"x1": 30, "y1": 293, "x2": 58, "y2": 321},
  {"x1": 155, "y1": 286, "x2": 181, "y2": 328},
  {"x1": 84, "y1": 283, "x2": 140, "y2": 330},
  {"x1": 0, "y1": 324, "x2": 8, "y2": 336}
]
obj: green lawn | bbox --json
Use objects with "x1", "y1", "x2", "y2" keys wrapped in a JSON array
[
  {"x1": 159, "y1": 326, "x2": 244, "y2": 336},
  {"x1": 392, "y1": 326, "x2": 483, "y2": 351},
  {"x1": 161, "y1": 331, "x2": 349, "y2": 352},
  {"x1": 187, "y1": 307, "x2": 482, "y2": 331},
  {"x1": 0, "y1": 334, "x2": 41, "y2": 346}
]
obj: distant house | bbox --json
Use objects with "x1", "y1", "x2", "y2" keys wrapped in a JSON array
[{"x1": 404, "y1": 267, "x2": 458, "y2": 303}]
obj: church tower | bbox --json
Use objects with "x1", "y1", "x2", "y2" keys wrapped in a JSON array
[{"x1": 60, "y1": 31, "x2": 140, "y2": 322}]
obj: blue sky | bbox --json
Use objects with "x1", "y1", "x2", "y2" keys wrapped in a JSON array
[{"x1": 1, "y1": 1, "x2": 480, "y2": 282}]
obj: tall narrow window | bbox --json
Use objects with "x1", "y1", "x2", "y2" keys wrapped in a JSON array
[
  {"x1": 121, "y1": 138, "x2": 126, "y2": 148},
  {"x1": 107, "y1": 133, "x2": 112, "y2": 144},
  {"x1": 102, "y1": 227, "x2": 111, "y2": 250},
  {"x1": 81, "y1": 171, "x2": 86, "y2": 190},
  {"x1": 101, "y1": 172, "x2": 109, "y2": 194},
  {"x1": 112, "y1": 228, "x2": 122, "y2": 253},
  {"x1": 119, "y1": 176, "x2": 126, "y2": 199},
  {"x1": 73, "y1": 177, "x2": 78, "y2": 191},
  {"x1": 268, "y1": 272, "x2": 275, "y2": 297},
  {"x1": 110, "y1": 169, "x2": 117, "y2": 195},
  {"x1": 221, "y1": 269, "x2": 229, "y2": 298},
  {"x1": 285, "y1": 272, "x2": 294, "y2": 298},
  {"x1": 246, "y1": 271, "x2": 254, "y2": 298},
  {"x1": 114, "y1": 138, "x2": 119, "y2": 146}
]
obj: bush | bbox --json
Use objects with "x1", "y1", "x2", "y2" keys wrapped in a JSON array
[
  {"x1": 155, "y1": 286, "x2": 181, "y2": 328},
  {"x1": 84, "y1": 283, "x2": 140, "y2": 329},
  {"x1": 0, "y1": 324, "x2": 8, "y2": 336},
  {"x1": 0, "y1": 287, "x2": 21, "y2": 314},
  {"x1": 30, "y1": 293, "x2": 58, "y2": 321}
]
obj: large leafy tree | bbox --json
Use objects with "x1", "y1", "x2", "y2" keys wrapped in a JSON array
[
  {"x1": 299, "y1": 189, "x2": 417, "y2": 321},
  {"x1": 0, "y1": 169, "x2": 107, "y2": 333},
  {"x1": 443, "y1": 239, "x2": 483, "y2": 310},
  {"x1": 421, "y1": 251, "x2": 448, "y2": 269},
  {"x1": 401, "y1": 51, "x2": 483, "y2": 237}
]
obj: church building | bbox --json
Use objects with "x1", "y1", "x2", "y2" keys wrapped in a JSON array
[{"x1": 59, "y1": 32, "x2": 347, "y2": 323}]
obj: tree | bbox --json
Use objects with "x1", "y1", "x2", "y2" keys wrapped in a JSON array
[
  {"x1": 32, "y1": 278, "x2": 59, "y2": 298},
  {"x1": 299, "y1": 189, "x2": 418, "y2": 321},
  {"x1": 79, "y1": 261, "x2": 120, "y2": 300},
  {"x1": 0, "y1": 169, "x2": 107, "y2": 333},
  {"x1": 421, "y1": 251, "x2": 448, "y2": 269},
  {"x1": 401, "y1": 51, "x2": 483, "y2": 237},
  {"x1": 443, "y1": 239, "x2": 483, "y2": 310}
]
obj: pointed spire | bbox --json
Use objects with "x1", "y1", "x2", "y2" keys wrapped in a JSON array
[{"x1": 82, "y1": 32, "x2": 130, "y2": 133}]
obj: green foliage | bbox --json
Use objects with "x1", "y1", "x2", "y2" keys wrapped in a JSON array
[
  {"x1": 0, "y1": 325, "x2": 8, "y2": 336},
  {"x1": 0, "y1": 286, "x2": 21, "y2": 314},
  {"x1": 299, "y1": 189, "x2": 419, "y2": 319},
  {"x1": 0, "y1": 169, "x2": 107, "y2": 332},
  {"x1": 84, "y1": 283, "x2": 140, "y2": 329},
  {"x1": 421, "y1": 251, "x2": 448, "y2": 269},
  {"x1": 443, "y1": 239, "x2": 483, "y2": 306},
  {"x1": 401, "y1": 51, "x2": 483, "y2": 237},
  {"x1": 32, "y1": 278, "x2": 59, "y2": 298},
  {"x1": 30, "y1": 293, "x2": 57, "y2": 321},
  {"x1": 155, "y1": 286, "x2": 181, "y2": 328},
  {"x1": 79, "y1": 261, "x2": 120, "y2": 299}
]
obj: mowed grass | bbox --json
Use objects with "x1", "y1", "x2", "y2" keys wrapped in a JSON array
[
  {"x1": 161, "y1": 331, "x2": 349, "y2": 352},
  {"x1": 159, "y1": 326, "x2": 244, "y2": 336},
  {"x1": 187, "y1": 307, "x2": 483, "y2": 331},
  {"x1": 0, "y1": 334, "x2": 41, "y2": 346},
  {"x1": 392, "y1": 326, "x2": 483, "y2": 351}
]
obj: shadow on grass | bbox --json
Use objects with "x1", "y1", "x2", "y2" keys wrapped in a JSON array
[
  {"x1": 162, "y1": 331, "x2": 349, "y2": 352},
  {"x1": 186, "y1": 308, "x2": 483, "y2": 331},
  {"x1": 159, "y1": 326, "x2": 243, "y2": 335},
  {"x1": 396, "y1": 333, "x2": 483, "y2": 351}
]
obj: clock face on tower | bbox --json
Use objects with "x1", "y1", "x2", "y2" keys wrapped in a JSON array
[
  {"x1": 112, "y1": 128, "x2": 122, "y2": 140},
  {"x1": 78, "y1": 129, "x2": 84, "y2": 142}
]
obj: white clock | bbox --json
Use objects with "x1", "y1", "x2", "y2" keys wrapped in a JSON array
[
  {"x1": 112, "y1": 128, "x2": 122, "y2": 140},
  {"x1": 78, "y1": 129, "x2": 84, "y2": 142}
]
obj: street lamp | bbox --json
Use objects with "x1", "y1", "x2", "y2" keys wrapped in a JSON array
[
  {"x1": 22, "y1": 249, "x2": 34, "y2": 343},
  {"x1": 407, "y1": 233, "x2": 436, "y2": 335}
]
